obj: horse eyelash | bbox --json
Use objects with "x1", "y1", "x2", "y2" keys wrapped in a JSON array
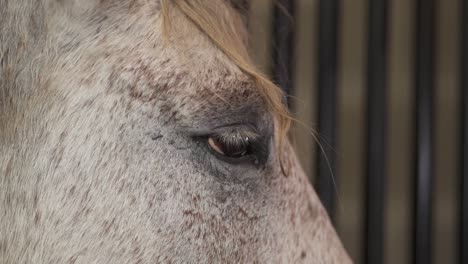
[{"x1": 211, "y1": 131, "x2": 256, "y2": 149}]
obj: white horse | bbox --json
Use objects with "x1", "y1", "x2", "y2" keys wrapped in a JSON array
[{"x1": 0, "y1": 0, "x2": 351, "y2": 262}]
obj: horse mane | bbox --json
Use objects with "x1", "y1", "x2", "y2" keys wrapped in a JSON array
[{"x1": 161, "y1": 0, "x2": 292, "y2": 172}]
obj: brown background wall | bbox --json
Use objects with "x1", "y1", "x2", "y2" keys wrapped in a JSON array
[{"x1": 248, "y1": 0, "x2": 460, "y2": 263}]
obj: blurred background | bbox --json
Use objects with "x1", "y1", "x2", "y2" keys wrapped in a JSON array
[{"x1": 246, "y1": 0, "x2": 465, "y2": 263}]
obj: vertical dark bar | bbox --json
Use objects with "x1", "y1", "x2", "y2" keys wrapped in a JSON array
[
  {"x1": 364, "y1": 0, "x2": 389, "y2": 263},
  {"x1": 413, "y1": 0, "x2": 436, "y2": 263},
  {"x1": 458, "y1": 0, "x2": 468, "y2": 262},
  {"x1": 231, "y1": 0, "x2": 250, "y2": 25},
  {"x1": 230, "y1": 0, "x2": 249, "y2": 12},
  {"x1": 272, "y1": 0, "x2": 295, "y2": 102},
  {"x1": 315, "y1": 0, "x2": 340, "y2": 222}
]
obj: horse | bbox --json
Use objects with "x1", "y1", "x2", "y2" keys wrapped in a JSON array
[{"x1": 0, "y1": 0, "x2": 351, "y2": 262}]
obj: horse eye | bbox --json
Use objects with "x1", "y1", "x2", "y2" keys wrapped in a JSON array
[{"x1": 207, "y1": 135, "x2": 251, "y2": 159}]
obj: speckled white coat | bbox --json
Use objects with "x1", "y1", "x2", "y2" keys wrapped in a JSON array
[{"x1": 0, "y1": 0, "x2": 351, "y2": 263}]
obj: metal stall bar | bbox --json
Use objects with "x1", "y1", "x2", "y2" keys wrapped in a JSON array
[
  {"x1": 413, "y1": 0, "x2": 436, "y2": 263},
  {"x1": 364, "y1": 0, "x2": 389, "y2": 263},
  {"x1": 459, "y1": 0, "x2": 468, "y2": 262},
  {"x1": 315, "y1": 0, "x2": 340, "y2": 222},
  {"x1": 272, "y1": 0, "x2": 295, "y2": 103}
]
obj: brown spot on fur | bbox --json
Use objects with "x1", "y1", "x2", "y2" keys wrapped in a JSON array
[
  {"x1": 69, "y1": 186, "x2": 76, "y2": 197},
  {"x1": 118, "y1": 59, "x2": 186, "y2": 105},
  {"x1": 290, "y1": 210, "x2": 296, "y2": 226},
  {"x1": 238, "y1": 207, "x2": 259, "y2": 221},
  {"x1": 183, "y1": 209, "x2": 202, "y2": 219},
  {"x1": 81, "y1": 188, "x2": 91, "y2": 202},
  {"x1": 4, "y1": 156, "x2": 14, "y2": 177},
  {"x1": 103, "y1": 218, "x2": 116, "y2": 234},
  {"x1": 33, "y1": 193, "x2": 39, "y2": 208},
  {"x1": 192, "y1": 194, "x2": 200, "y2": 203},
  {"x1": 129, "y1": 0, "x2": 138, "y2": 8},
  {"x1": 68, "y1": 256, "x2": 78, "y2": 264},
  {"x1": 34, "y1": 210, "x2": 41, "y2": 225},
  {"x1": 128, "y1": 0, "x2": 140, "y2": 12},
  {"x1": 305, "y1": 200, "x2": 322, "y2": 222},
  {"x1": 215, "y1": 193, "x2": 227, "y2": 204},
  {"x1": 132, "y1": 246, "x2": 141, "y2": 255},
  {"x1": 130, "y1": 195, "x2": 136, "y2": 205}
]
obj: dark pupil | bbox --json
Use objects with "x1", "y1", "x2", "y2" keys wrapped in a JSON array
[{"x1": 223, "y1": 143, "x2": 247, "y2": 158}]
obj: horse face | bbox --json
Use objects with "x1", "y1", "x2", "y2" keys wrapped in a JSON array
[{"x1": 1, "y1": 1, "x2": 350, "y2": 263}]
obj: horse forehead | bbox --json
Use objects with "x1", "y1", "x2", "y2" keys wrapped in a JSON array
[
  {"x1": 110, "y1": 47, "x2": 262, "y2": 108},
  {"x1": 67, "y1": 0, "x2": 254, "y2": 97},
  {"x1": 50, "y1": 0, "x2": 264, "y2": 118}
]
